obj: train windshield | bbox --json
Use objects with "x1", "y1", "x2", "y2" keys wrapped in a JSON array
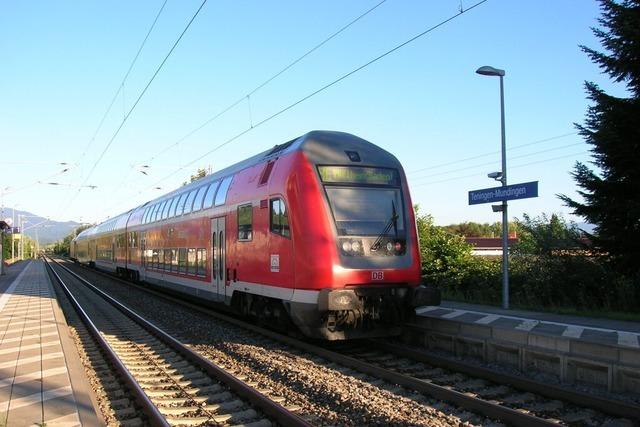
[{"x1": 325, "y1": 187, "x2": 405, "y2": 236}]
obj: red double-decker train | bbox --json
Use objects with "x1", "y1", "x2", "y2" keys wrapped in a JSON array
[{"x1": 71, "y1": 131, "x2": 438, "y2": 339}]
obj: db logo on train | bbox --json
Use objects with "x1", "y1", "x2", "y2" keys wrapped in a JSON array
[{"x1": 371, "y1": 271, "x2": 384, "y2": 281}]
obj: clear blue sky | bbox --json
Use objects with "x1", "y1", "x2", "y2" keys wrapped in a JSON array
[{"x1": 0, "y1": 0, "x2": 618, "y2": 227}]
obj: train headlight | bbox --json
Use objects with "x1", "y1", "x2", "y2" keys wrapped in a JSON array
[
  {"x1": 342, "y1": 241, "x2": 352, "y2": 252},
  {"x1": 386, "y1": 242, "x2": 394, "y2": 252},
  {"x1": 351, "y1": 241, "x2": 361, "y2": 252}
]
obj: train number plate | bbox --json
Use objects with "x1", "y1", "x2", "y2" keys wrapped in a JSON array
[{"x1": 371, "y1": 271, "x2": 384, "y2": 281}]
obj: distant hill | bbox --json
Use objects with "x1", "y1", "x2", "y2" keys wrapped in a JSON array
[
  {"x1": 0, "y1": 208, "x2": 81, "y2": 245},
  {"x1": 577, "y1": 222, "x2": 596, "y2": 234}
]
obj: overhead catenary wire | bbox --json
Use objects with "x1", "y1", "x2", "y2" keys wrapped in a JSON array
[
  {"x1": 61, "y1": 0, "x2": 208, "y2": 216},
  {"x1": 407, "y1": 131, "x2": 578, "y2": 175},
  {"x1": 78, "y1": 0, "x2": 170, "y2": 161},
  {"x1": 139, "y1": 0, "x2": 390, "y2": 165},
  {"x1": 96, "y1": 0, "x2": 487, "y2": 221},
  {"x1": 142, "y1": 0, "x2": 490, "y2": 194},
  {"x1": 100, "y1": 0, "x2": 392, "y2": 217},
  {"x1": 55, "y1": 0, "x2": 169, "y2": 219},
  {"x1": 410, "y1": 151, "x2": 588, "y2": 188},
  {"x1": 410, "y1": 141, "x2": 585, "y2": 182}
]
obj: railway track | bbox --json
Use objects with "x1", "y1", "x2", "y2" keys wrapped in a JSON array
[
  {"x1": 332, "y1": 342, "x2": 639, "y2": 426},
  {"x1": 44, "y1": 257, "x2": 310, "y2": 427},
  {"x1": 59, "y1": 258, "x2": 638, "y2": 427}
]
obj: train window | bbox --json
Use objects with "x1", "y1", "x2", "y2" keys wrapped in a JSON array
[
  {"x1": 161, "y1": 199, "x2": 172, "y2": 220},
  {"x1": 187, "y1": 248, "x2": 197, "y2": 274},
  {"x1": 146, "y1": 205, "x2": 155, "y2": 223},
  {"x1": 203, "y1": 181, "x2": 219, "y2": 209},
  {"x1": 177, "y1": 248, "x2": 187, "y2": 273},
  {"x1": 144, "y1": 249, "x2": 152, "y2": 266},
  {"x1": 176, "y1": 193, "x2": 190, "y2": 216},
  {"x1": 183, "y1": 190, "x2": 198, "y2": 215},
  {"x1": 270, "y1": 198, "x2": 290, "y2": 238},
  {"x1": 192, "y1": 185, "x2": 208, "y2": 212},
  {"x1": 170, "y1": 249, "x2": 178, "y2": 271},
  {"x1": 215, "y1": 176, "x2": 233, "y2": 206},
  {"x1": 164, "y1": 197, "x2": 175, "y2": 218},
  {"x1": 197, "y1": 248, "x2": 206, "y2": 276},
  {"x1": 169, "y1": 195, "x2": 181, "y2": 217},
  {"x1": 237, "y1": 204, "x2": 253, "y2": 241},
  {"x1": 129, "y1": 231, "x2": 137, "y2": 248},
  {"x1": 155, "y1": 201, "x2": 167, "y2": 222},
  {"x1": 164, "y1": 249, "x2": 172, "y2": 270},
  {"x1": 152, "y1": 249, "x2": 159, "y2": 269},
  {"x1": 151, "y1": 204, "x2": 161, "y2": 222},
  {"x1": 158, "y1": 249, "x2": 164, "y2": 269}
]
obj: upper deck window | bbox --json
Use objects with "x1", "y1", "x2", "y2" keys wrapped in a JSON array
[
  {"x1": 203, "y1": 181, "x2": 219, "y2": 209},
  {"x1": 161, "y1": 199, "x2": 172, "y2": 219},
  {"x1": 183, "y1": 189, "x2": 198, "y2": 215},
  {"x1": 318, "y1": 166, "x2": 399, "y2": 186},
  {"x1": 167, "y1": 196, "x2": 178, "y2": 218},
  {"x1": 192, "y1": 185, "x2": 208, "y2": 212},
  {"x1": 170, "y1": 195, "x2": 183, "y2": 217},
  {"x1": 150, "y1": 204, "x2": 160, "y2": 223},
  {"x1": 215, "y1": 176, "x2": 233, "y2": 206},
  {"x1": 155, "y1": 201, "x2": 166, "y2": 222},
  {"x1": 176, "y1": 193, "x2": 189, "y2": 216}
]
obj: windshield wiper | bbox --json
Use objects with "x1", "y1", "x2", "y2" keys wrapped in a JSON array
[{"x1": 371, "y1": 200, "x2": 398, "y2": 251}]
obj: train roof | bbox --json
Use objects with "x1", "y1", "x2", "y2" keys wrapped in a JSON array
[{"x1": 75, "y1": 131, "x2": 398, "y2": 241}]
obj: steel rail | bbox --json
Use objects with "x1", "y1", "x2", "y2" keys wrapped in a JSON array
[
  {"x1": 373, "y1": 338, "x2": 640, "y2": 421},
  {"x1": 47, "y1": 257, "x2": 311, "y2": 427},
  {"x1": 61, "y1": 259, "x2": 583, "y2": 427},
  {"x1": 43, "y1": 258, "x2": 170, "y2": 427}
]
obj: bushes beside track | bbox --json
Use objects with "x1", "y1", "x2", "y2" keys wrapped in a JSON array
[{"x1": 416, "y1": 209, "x2": 640, "y2": 315}]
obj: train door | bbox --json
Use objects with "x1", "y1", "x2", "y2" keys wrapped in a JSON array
[{"x1": 211, "y1": 217, "x2": 226, "y2": 302}]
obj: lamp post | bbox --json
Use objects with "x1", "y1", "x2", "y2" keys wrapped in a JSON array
[
  {"x1": 476, "y1": 65, "x2": 509, "y2": 310},
  {"x1": 11, "y1": 204, "x2": 19, "y2": 261}
]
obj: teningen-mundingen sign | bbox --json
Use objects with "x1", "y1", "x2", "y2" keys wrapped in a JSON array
[{"x1": 468, "y1": 181, "x2": 538, "y2": 205}]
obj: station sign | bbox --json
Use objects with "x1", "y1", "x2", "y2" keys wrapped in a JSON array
[{"x1": 468, "y1": 181, "x2": 538, "y2": 205}]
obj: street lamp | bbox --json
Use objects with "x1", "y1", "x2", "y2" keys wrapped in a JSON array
[{"x1": 476, "y1": 65, "x2": 510, "y2": 309}]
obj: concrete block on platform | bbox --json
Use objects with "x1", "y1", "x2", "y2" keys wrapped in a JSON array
[
  {"x1": 566, "y1": 357, "x2": 612, "y2": 391},
  {"x1": 614, "y1": 366, "x2": 640, "y2": 394},
  {"x1": 429, "y1": 318, "x2": 462, "y2": 335},
  {"x1": 524, "y1": 349, "x2": 563, "y2": 379},
  {"x1": 459, "y1": 323, "x2": 492, "y2": 339},
  {"x1": 619, "y1": 349, "x2": 640, "y2": 368},
  {"x1": 454, "y1": 336, "x2": 485, "y2": 361},
  {"x1": 487, "y1": 343, "x2": 521, "y2": 369},
  {"x1": 570, "y1": 340, "x2": 619, "y2": 362},
  {"x1": 427, "y1": 332, "x2": 455, "y2": 353},
  {"x1": 492, "y1": 328, "x2": 529, "y2": 345}
]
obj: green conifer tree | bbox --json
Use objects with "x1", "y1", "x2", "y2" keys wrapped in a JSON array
[{"x1": 559, "y1": 0, "x2": 640, "y2": 273}]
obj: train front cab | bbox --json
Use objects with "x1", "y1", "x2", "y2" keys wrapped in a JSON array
[{"x1": 284, "y1": 132, "x2": 426, "y2": 340}]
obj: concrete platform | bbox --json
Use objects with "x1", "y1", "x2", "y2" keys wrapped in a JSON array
[
  {"x1": 0, "y1": 260, "x2": 101, "y2": 426},
  {"x1": 407, "y1": 300, "x2": 640, "y2": 394}
]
